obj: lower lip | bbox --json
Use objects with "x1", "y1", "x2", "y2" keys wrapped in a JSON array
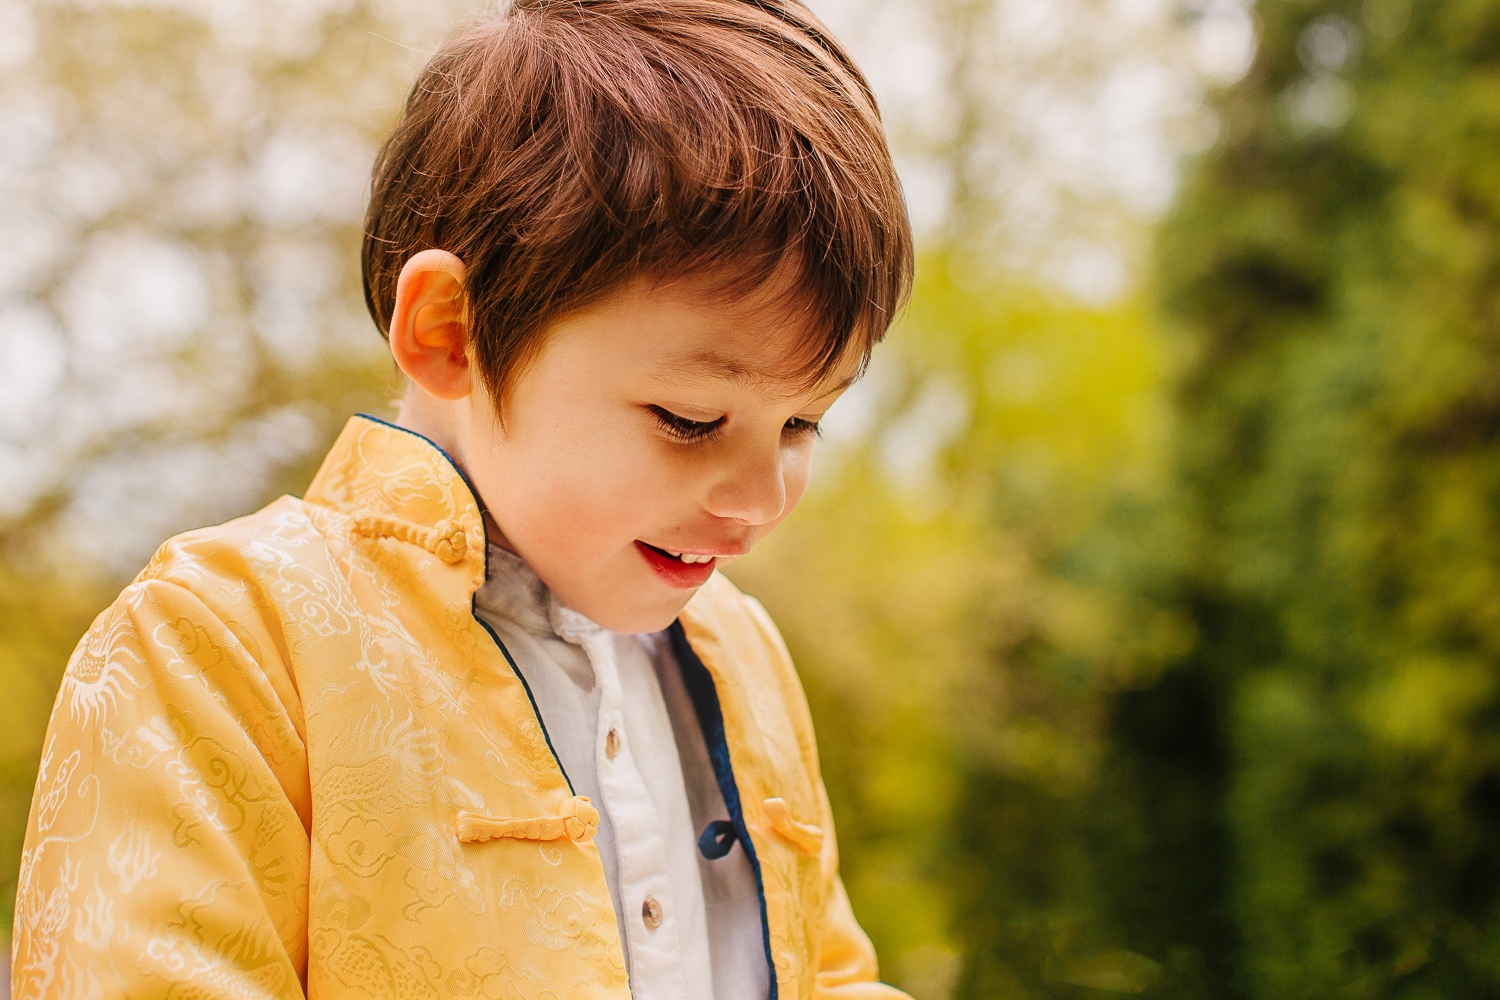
[{"x1": 634, "y1": 541, "x2": 718, "y2": 589}]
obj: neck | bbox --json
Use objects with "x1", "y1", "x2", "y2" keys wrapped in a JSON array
[{"x1": 395, "y1": 386, "x2": 466, "y2": 466}]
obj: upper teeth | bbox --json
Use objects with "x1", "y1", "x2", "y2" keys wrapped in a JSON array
[{"x1": 665, "y1": 550, "x2": 713, "y2": 564}]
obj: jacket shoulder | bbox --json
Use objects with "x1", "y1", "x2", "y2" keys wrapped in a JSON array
[
  {"x1": 683, "y1": 571, "x2": 799, "y2": 682},
  {"x1": 136, "y1": 494, "x2": 342, "y2": 591},
  {"x1": 115, "y1": 495, "x2": 351, "y2": 740}
]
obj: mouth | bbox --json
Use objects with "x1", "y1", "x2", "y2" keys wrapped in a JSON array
[{"x1": 634, "y1": 540, "x2": 720, "y2": 589}]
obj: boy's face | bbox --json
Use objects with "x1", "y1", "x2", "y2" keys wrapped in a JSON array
[{"x1": 464, "y1": 274, "x2": 859, "y2": 634}]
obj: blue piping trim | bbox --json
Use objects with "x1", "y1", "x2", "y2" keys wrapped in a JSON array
[
  {"x1": 669, "y1": 620, "x2": 779, "y2": 1000},
  {"x1": 472, "y1": 616, "x2": 576, "y2": 797},
  {"x1": 350, "y1": 412, "x2": 576, "y2": 796}
]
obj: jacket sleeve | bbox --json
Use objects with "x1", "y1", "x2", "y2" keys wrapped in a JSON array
[
  {"x1": 11, "y1": 578, "x2": 311, "y2": 1000},
  {"x1": 812, "y1": 776, "x2": 912, "y2": 1000},
  {"x1": 815, "y1": 876, "x2": 909, "y2": 999}
]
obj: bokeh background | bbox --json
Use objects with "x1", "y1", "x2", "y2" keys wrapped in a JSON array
[{"x1": 4, "y1": 0, "x2": 1496, "y2": 996}]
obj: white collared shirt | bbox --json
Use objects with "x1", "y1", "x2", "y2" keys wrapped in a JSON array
[{"x1": 474, "y1": 545, "x2": 769, "y2": 1000}]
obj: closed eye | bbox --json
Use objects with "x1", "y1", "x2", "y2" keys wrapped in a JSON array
[{"x1": 650, "y1": 406, "x2": 726, "y2": 443}]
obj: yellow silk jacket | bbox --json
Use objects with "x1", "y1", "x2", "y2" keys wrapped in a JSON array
[{"x1": 13, "y1": 415, "x2": 906, "y2": 1000}]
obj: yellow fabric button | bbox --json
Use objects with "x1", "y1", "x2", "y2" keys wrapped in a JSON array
[
  {"x1": 605, "y1": 728, "x2": 620, "y2": 759},
  {"x1": 432, "y1": 519, "x2": 468, "y2": 564},
  {"x1": 642, "y1": 898, "x2": 662, "y2": 929}
]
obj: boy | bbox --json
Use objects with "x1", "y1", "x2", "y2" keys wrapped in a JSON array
[{"x1": 12, "y1": 0, "x2": 913, "y2": 997}]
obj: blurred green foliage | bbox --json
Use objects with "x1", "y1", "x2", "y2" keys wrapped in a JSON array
[
  {"x1": 885, "y1": 0, "x2": 1500, "y2": 997},
  {"x1": 1142, "y1": 0, "x2": 1500, "y2": 994}
]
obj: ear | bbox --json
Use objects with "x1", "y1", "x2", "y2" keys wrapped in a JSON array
[{"x1": 389, "y1": 249, "x2": 473, "y2": 401}]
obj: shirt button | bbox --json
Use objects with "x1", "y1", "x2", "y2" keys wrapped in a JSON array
[
  {"x1": 642, "y1": 898, "x2": 663, "y2": 929},
  {"x1": 605, "y1": 728, "x2": 621, "y2": 759}
]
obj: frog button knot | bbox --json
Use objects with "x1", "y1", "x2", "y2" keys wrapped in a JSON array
[{"x1": 433, "y1": 519, "x2": 468, "y2": 564}]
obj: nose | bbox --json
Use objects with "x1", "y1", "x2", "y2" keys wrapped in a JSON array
[{"x1": 704, "y1": 440, "x2": 787, "y2": 526}]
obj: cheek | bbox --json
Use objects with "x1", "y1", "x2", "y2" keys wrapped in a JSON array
[
  {"x1": 786, "y1": 443, "x2": 814, "y2": 498},
  {"x1": 768, "y1": 440, "x2": 816, "y2": 531},
  {"x1": 506, "y1": 434, "x2": 684, "y2": 552}
]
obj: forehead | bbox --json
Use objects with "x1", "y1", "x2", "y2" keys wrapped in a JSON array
[
  {"x1": 652, "y1": 346, "x2": 861, "y2": 400},
  {"x1": 553, "y1": 272, "x2": 864, "y2": 398}
]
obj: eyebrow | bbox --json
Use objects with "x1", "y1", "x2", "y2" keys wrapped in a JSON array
[{"x1": 654, "y1": 350, "x2": 858, "y2": 396}]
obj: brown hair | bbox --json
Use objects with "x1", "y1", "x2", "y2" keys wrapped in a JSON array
[{"x1": 362, "y1": 0, "x2": 913, "y2": 404}]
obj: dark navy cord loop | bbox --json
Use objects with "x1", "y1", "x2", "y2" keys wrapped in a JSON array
[{"x1": 698, "y1": 819, "x2": 739, "y2": 860}]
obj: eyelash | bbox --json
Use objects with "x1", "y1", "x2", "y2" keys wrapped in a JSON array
[
  {"x1": 648, "y1": 407, "x2": 822, "y2": 443},
  {"x1": 785, "y1": 417, "x2": 824, "y2": 439}
]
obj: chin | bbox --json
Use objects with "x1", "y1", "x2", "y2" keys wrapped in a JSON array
[{"x1": 587, "y1": 598, "x2": 690, "y2": 636}]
